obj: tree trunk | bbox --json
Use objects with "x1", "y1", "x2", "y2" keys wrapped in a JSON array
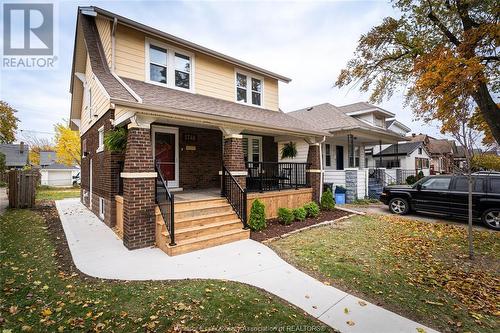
[
  {"x1": 473, "y1": 82, "x2": 500, "y2": 144},
  {"x1": 467, "y1": 173, "x2": 474, "y2": 260}
]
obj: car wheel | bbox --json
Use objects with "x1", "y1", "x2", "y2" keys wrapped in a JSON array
[
  {"x1": 482, "y1": 209, "x2": 500, "y2": 231},
  {"x1": 389, "y1": 198, "x2": 409, "y2": 215}
]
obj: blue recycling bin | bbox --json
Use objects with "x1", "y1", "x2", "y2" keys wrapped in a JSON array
[
  {"x1": 335, "y1": 193, "x2": 346, "y2": 204},
  {"x1": 334, "y1": 186, "x2": 347, "y2": 204}
]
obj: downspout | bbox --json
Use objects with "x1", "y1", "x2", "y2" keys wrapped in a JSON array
[{"x1": 318, "y1": 136, "x2": 326, "y2": 200}]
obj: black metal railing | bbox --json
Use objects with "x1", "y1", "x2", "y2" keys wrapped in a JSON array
[
  {"x1": 245, "y1": 162, "x2": 310, "y2": 192},
  {"x1": 221, "y1": 165, "x2": 248, "y2": 229},
  {"x1": 155, "y1": 163, "x2": 175, "y2": 246}
]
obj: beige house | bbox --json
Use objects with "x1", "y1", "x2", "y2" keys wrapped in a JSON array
[{"x1": 69, "y1": 6, "x2": 327, "y2": 255}]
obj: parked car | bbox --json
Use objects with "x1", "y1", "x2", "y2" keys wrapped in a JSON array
[{"x1": 380, "y1": 174, "x2": 500, "y2": 230}]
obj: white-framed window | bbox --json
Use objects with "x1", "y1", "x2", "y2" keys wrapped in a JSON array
[
  {"x1": 235, "y1": 71, "x2": 263, "y2": 107},
  {"x1": 418, "y1": 147, "x2": 423, "y2": 155},
  {"x1": 145, "y1": 39, "x2": 193, "y2": 91},
  {"x1": 325, "y1": 144, "x2": 331, "y2": 167},
  {"x1": 97, "y1": 126, "x2": 104, "y2": 152},
  {"x1": 82, "y1": 138, "x2": 87, "y2": 158},
  {"x1": 83, "y1": 81, "x2": 92, "y2": 120},
  {"x1": 99, "y1": 197, "x2": 105, "y2": 220},
  {"x1": 242, "y1": 135, "x2": 262, "y2": 163},
  {"x1": 354, "y1": 146, "x2": 360, "y2": 167}
]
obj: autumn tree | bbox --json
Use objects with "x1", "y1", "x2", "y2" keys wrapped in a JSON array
[
  {"x1": 0, "y1": 100, "x2": 19, "y2": 144},
  {"x1": 21, "y1": 132, "x2": 54, "y2": 166},
  {"x1": 54, "y1": 123, "x2": 80, "y2": 166},
  {"x1": 335, "y1": 0, "x2": 500, "y2": 143}
]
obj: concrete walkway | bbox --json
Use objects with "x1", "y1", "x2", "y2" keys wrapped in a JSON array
[{"x1": 56, "y1": 199, "x2": 438, "y2": 333}]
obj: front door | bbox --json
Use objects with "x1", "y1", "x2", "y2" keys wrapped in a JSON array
[
  {"x1": 153, "y1": 126, "x2": 179, "y2": 188},
  {"x1": 336, "y1": 145, "x2": 344, "y2": 170}
]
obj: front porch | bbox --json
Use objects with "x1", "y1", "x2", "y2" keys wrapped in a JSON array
[{"x1": 115, "y1": 114, "x2": 323, "y2": 254}]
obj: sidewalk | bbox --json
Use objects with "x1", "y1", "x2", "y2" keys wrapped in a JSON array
[{"x1": 56, "y1": 199, "x2": 438, "y2": 333}]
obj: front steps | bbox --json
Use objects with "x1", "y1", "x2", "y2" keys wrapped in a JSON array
[{"x1": 155, "y1": 197, "x2": 249, "y2": 256}]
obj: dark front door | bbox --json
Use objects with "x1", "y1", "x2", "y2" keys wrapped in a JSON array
[
  {"x1": 154, "y1": 128, "x2": 178, "y2": 187},
  {"x1": 413, "y1": 176, "x2": 452, "y2": 213},
  {"x1": 336, "y1": 145, "x2": 344, "y2": 170}
]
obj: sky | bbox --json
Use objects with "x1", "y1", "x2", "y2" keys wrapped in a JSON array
[{"x1": 1, "y1": 0, "x2": 446, "y2": 144}]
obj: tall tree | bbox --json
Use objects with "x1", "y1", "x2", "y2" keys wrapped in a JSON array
[
  {"x1": 0, "y1": 100, "x2": 19, "y2": 144},
  {"x1": 54, "y1": 123, "x2": 80, "y2": 166},
  {"x1": 335, "y1": 0, "x2": 500, "y2": 142}
]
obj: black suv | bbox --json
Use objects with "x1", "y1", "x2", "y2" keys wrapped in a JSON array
[{"x1": 379, "y1": 174, "x2": 500, "y2": 230}]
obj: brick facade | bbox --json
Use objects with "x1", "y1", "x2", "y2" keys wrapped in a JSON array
[
  {"x1": 80, "y1": 110, "x2": 124, "y2": 227},
  {"x1": 122, "y1": 126, "x2": 156, "y2": 250},
  {"x1": 223, "y1": 136, "x2": 246, "y2": 188},
  {"x1": 306, "y1": 144, "x2": 321, "y2": 202},
  {"x1": 178, "y1": 126, "x2": 222, "y2": 189}
]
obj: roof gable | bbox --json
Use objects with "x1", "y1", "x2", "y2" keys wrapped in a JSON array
[{"x1": 0, "y1": 144, "x2": 29, "y2": 167}]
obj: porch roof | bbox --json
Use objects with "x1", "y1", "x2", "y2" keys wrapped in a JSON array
[
  {"x1": 116, "y1": 78, "x2": 329, "y2": 137},
  {"x1": 289, "y1": 103, "x2": 408, "y2": 143}
]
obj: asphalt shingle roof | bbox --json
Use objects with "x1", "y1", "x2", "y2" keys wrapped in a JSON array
[
  {"x1": 41, "y1": 163, "x2": 79, "y2": 170},
  {"x1": 122, "y1": 78, "x2": 327, "y2": 135},
  {"x1": 373, "y1": 141, "x2": 424, "y2": 157},
  {"x1": 0, "y1": 144, "x2": 29, "y2": 167}
]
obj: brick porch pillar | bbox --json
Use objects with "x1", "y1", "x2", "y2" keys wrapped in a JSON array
[
  {"x1": 121, "y1": 121, "x2": 156, "y2": 250},
  {"x1": 221, "y1": 128, "x2": 246, "y2": 188},
  {"x1": 306, "y1": 143, "x2": 322, "y2": 203}
]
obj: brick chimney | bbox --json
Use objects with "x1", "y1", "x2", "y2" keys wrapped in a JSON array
[{"x1": 19, "y1": 142, "x2": 25, "y2": 154}]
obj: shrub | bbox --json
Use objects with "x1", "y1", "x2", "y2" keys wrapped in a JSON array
[
  {"x1": 248, "y1": 199, "x2": 266, "y2": 231},
  {"x1": 0, "y1": 180, "x2": 6, "y2": 188},
  {"x1": 321, "y1": 188, "x2": 335, "y2": 210},
  {"x1": 278, "y1": 208, "x2": 294, "y2": 225},
  {"x1": 293, "y1": 207, "x2": 307, "y2": 221},
  {"x1": 417, "y1": 171, "x2": 424, "y2": 180},
  {"x1": 303, "y1": 202, "x2": 320, "y2": 217},
  {"x1": 406, "y1": 175, "x2": 417, "y2": 185}
]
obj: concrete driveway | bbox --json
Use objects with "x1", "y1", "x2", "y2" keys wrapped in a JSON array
[
  {"x1": 55, "y1": 199, "x2": 437, "y2": 333},
  {"x1": 342, "y1": 203, "x2": 490, "y2": 231}
]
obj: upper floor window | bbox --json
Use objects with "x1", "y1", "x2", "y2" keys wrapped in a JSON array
[
  {"x1": 236, "y1": 71, "x2": 262, "y2": 106},
  {"x1": 418, "y1": 147, "x2": 423, "y2": 155},
  {"x1": 97, "y1": 126, "x2": 104, "y2": 153},
  {"x1": 146, "y1": 40, "x2": 193, "y2": 91}
]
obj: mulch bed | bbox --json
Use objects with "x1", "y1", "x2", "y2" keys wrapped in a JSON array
[{"x1": 250, "y1": 209, "x2": 351, "y2": 242}]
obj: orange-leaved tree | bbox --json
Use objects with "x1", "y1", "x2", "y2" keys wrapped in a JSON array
[
  {"x1": 54, "y1": 123, "x2": 80, "y2": 166},
  {"x1": 335, "y1": 0, "x2": 499, "y2": 143}
]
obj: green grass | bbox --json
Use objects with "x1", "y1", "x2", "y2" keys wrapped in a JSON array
[
  {"x1": 0, "y1": 208, "x2": 330, "y2": 332},
  {"x1": 271, "y1": 215, "x2": 500, "y2": 333},
  {"x1": 36, "y1": 187, "x2": 81, "y2": 201}
]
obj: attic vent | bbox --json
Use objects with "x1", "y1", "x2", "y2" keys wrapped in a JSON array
[{"x1": 306, "y1": 107, "x2": 313, "y2": 111}]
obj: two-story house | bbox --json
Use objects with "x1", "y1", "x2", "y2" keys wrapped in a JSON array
[{"x1": 69, "y1": 7, "x2": 329, "y2": 255}]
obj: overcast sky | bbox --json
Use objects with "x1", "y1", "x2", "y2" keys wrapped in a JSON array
[{"x1": 1, "y1": 0, "x2": 445, "y2": 144}]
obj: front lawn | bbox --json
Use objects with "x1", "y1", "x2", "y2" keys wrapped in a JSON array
[
  {"x1": 36, "y1": 186, "x2": 80, "y2": 201},
  {"x1": 0, "y1": 208, "x2": 331, "y2": 332},
  {"x1": 270, "y1": 215, "x2": 500, "y2": 333}
]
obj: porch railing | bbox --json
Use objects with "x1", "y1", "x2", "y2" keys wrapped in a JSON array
[
  {"x1": 245, "y1": 162, "x2": 310, "y2": 192},
  {"x1": 155, "y1": 163, "x2": 175, "y2": 246},
  {"x1": 221, "y1": 165, "x2": 248, "y2": 229}
]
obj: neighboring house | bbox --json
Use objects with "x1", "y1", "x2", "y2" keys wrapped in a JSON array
[
  {"x1": 40, "y1": 151, "x2": 57, "y2": 167},
  {"x1": 68, "y1": 7, "x2": 328, "y2": 255},
  {"x1": 372, "y1": 141, "x2": 431, "y2": 175},
  {"x1": 283, "y1": 102, "x2": 409, "y2": 201},
  {"x1": 410, "y1": 134, "x2": 456, "y2": 174},
  {"x1": 39, "y1": 151, "x2": 80, "y2": 187},
  {"x1": 0, "y1": 143, "x2": 29, "y2": 169},
  {"x1": 40, "y1": 163, "x2": 80, "y2": 187}
]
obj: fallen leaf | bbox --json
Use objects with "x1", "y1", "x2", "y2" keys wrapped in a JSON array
[
  {"x1": 358, "y1": 301, "x2": 367, "y2": 306},
  {"x1": 346, "y1": 320, "x2": 355, "y2": 326}
]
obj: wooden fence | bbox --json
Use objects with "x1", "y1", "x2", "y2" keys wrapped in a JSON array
[{"x1": 8, "y1": 170, "x2": 39, "y2": 208}]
